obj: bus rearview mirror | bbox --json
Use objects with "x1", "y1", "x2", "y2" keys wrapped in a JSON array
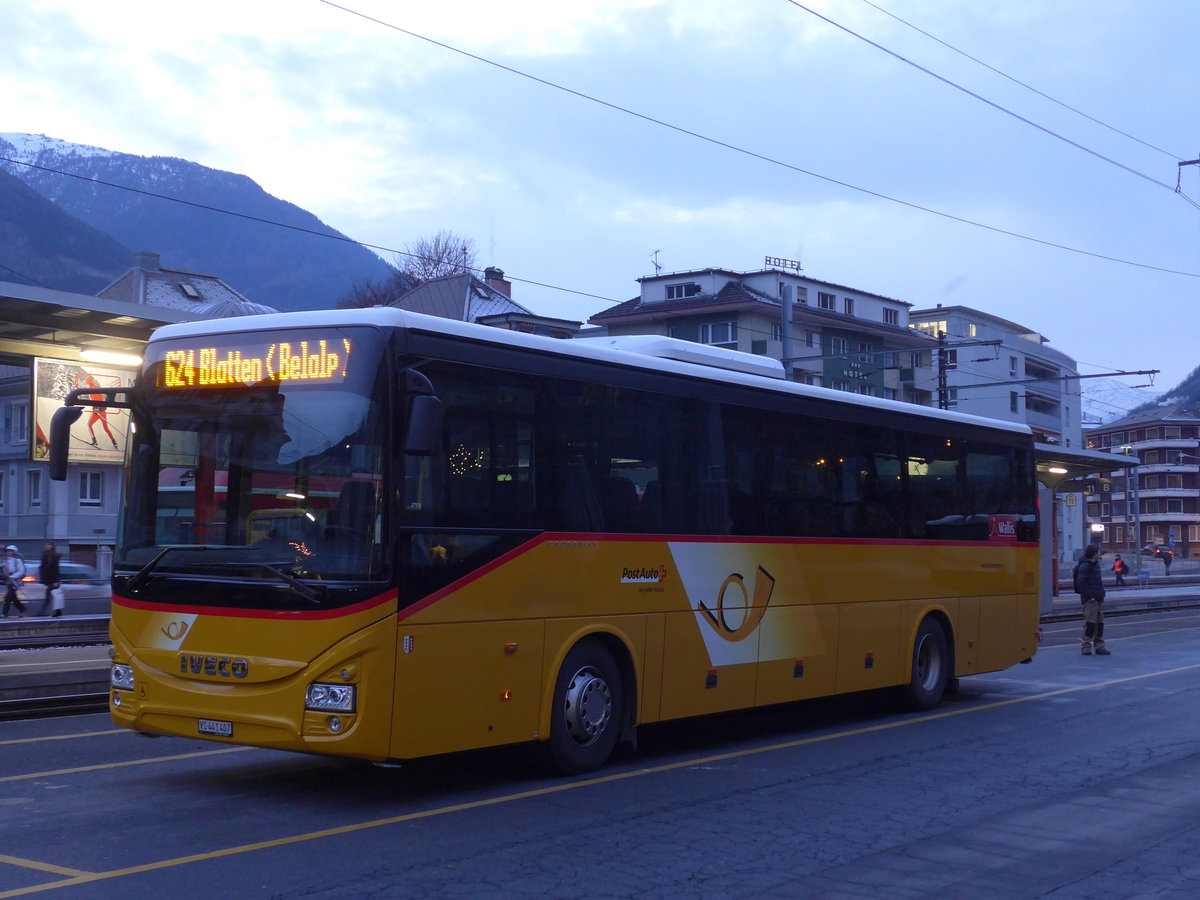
[
  {"x1": 405, "y1": 395, "x2": 443, "y2": 456},
  {"x1": 49, "y1": 406, "x2": 85, "y2": 481}
]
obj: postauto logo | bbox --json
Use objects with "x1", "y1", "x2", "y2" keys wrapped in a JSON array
[{"x1": 621, "y1": 564, "x2": 668, "y2": 584}]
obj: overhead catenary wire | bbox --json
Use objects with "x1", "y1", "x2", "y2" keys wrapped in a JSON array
[
  {"x1": 783, "y1": 0, "x2": 1177, "y2": 194},
  {"x1": 314, "y1": 0, "x2": 1200, "y2": 282},
  {"x1": 857, "y1": 0, "x2": 1184, "y2": 161},
  {"x1": 0, "y1": 156, "x2": 622, "y2": 307}
]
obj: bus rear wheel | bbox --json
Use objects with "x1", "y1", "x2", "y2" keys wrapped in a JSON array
[
  {"x1": 546, "y1": 640, "x2": 623, "y2": 775},
  {"x1": 899, "y1": 617, "x2": 949, "y2": 711}
]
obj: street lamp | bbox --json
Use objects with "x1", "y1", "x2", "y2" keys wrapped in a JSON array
[{"x1": 1120, "y1": 445, "x2": 1141, "y2": 573}]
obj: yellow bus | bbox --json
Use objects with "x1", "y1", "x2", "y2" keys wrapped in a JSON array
[{"x1": 50, "y1": 308, "x2": 1039, "y2": 773}]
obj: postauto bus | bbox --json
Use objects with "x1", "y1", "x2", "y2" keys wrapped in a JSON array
[{"x1": 50, "y1": 308, "x2": 1039, "y2": 773}]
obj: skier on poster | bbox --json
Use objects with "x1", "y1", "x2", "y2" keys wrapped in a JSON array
[{"x1": 84, "y1": 374, "x2": 118, "y2": 449}]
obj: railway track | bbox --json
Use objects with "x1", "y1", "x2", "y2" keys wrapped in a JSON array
[
  {"x1": 0, "y1": 690, "x2": 109, "y2": 721},
  {"x1": 0, "y1": 615, "x2": 111, "y2": 651}
]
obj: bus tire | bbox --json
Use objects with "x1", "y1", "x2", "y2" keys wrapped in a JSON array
[
  {"x1": 546, "y1": 640, "x2": 623, "y2": 775},
  {"x1": 899, "y1": 617, "x2": 949, "y2": 711}
]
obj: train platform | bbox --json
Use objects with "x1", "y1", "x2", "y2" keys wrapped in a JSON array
[{"x1": 3, "y1": 578, "x2": 1200, "y2": 712}]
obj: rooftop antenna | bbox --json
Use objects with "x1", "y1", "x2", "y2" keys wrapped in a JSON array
[{"x1": 650, "y1": 249, "x2": 662, "y2": 274}]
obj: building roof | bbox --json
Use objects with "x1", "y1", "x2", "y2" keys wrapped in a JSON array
[
  {"x1": 0, "y1": 279, "x2": 206, "y2": 360},
  {"x1": 99, "y1": 252, "x2": 278, "y2": 317},
  {"x1": 1088, "y1": 402, "x2": 1200, "y2": 431},
  {"x1": 389, "y1": 272, "x2": 534, "y2": 322},
  {"x1": 638, "y1": 267, "x2": 912, "y2": 306},
  {"x1": 909, "y1": 304, "x2": 1045, "y2": 343},
  {"x1": 592, "y1": 278, "x2": 932, "y2": 345}
]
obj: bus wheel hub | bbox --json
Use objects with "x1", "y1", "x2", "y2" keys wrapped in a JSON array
[{"x1": 563, "y1": 666, "x2": 611, "y2": 746}]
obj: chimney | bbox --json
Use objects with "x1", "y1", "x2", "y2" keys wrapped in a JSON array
[
  {"x1": 134, "y1": 251, "x2": 161, "y2": 272},
  {"x1": 484, "y1": 266, "x2": 511, "y2": 298}
]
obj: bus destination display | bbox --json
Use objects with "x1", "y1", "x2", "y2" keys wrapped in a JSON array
[{"x1": 158, "y1": 337, "x2": 353, "y2": 389}]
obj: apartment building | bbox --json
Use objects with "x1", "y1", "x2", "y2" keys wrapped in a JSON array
[
  {"x1": 1085, "y1": 405, "x2": 1200, "y2": 560},
  {"x1": 588, "y1": 266, "x2": 936, "y2": 404}
]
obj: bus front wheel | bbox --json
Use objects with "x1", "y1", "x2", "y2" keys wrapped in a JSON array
[
  {"x1": 546, "y1": 640, "x2": 623, "y2": 775},
  {"x1": 899, "y1": 617, "x2": 949, "y2": 711}
]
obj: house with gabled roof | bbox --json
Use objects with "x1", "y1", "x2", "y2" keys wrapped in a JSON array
[
  {"x1": 99, "y1": 251, "x2": 277, "y2": 317},
  {"x1": 390, "y1": 266, "x2": 579, "y2": 338},
  {"x1": 588, "y1": 266, "x2": 936, "y2": 404}
]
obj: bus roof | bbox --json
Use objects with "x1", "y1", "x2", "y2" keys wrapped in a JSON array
[{"x1": 146, "y1": 307, "x2": 1033, "y2": 438}]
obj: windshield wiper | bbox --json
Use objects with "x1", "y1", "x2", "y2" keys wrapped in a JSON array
[
  {"x1": 125, "y1": 546, "x2": 185, "y2": 594},
  {"x1": 215, "y1": 562, "x2": 323, "y2": 604},
  {"x1": 125, "y1": 546, "x2": 323, "y2": 604}
]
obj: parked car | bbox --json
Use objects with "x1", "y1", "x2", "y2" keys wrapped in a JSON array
[
  {"x1": 19, "y1": 561, "x2": 112, "y2": 616},
  {"x1": 1141, "y1": 545, "x2": 1174, "y2": 561}
]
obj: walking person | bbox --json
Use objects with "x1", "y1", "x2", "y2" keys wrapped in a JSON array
[
  {"x1": 39, "y1": 541, "x2": 63, "y2": 617},
  {"x1": 1112, "y1": 554, "x2": 1128, "y2": 587},
  {"x1": 1074, "y1": 544, "x2": 1109, "y2": 656},
  {"x1": 3, "y1": 545, "x2": 27, "y2": 618}
]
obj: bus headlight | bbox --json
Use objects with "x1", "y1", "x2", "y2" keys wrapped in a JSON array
[
  {"x1": 305, "y1": 682, "x2": 356, "y2": 713},
  {"x1": 111, "y1": 664, "x2": 135, "y2": 691}
]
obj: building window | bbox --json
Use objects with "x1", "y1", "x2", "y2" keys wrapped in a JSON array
[
  {"x1": 857, "y1": 341, "x2": 872, "y2": 362},
  {"x1": 829, "y1": 336, "x2": 849, "y2": 356},
  {"x1": 4, "y1": 402, "x2": 29, "y2": 444},
  {"x1": 913, "y1": 320, "x2": 946, "y2": 337},
  {"x1": 79, "y1": 471, "x2": 103, "y2": 507},
  {"x1": 1168, "y1": 499, "x2": 1184, "y2": 513},
  {"x1": 883, "y1": 387, "x2": 897, "y2": 401},
  {"x1": 27, "y1": 470, "x2": 41, "y2": 509},
  {"x1": 805, "y1": 331, "x2": 818, "y2": 348},
  {"x1": 665, "y1": 282, "x2": 701, "y2": 300},
  {"x1": 699, "y1": 321, "x2": 737, "y2": 347},
  {"x1": 0, "y1": 472, "x2": 4, "y2": 509},
  {"x1": 843, "y1": 297, "x2": 855, "y2": 316},
  {"x1": 771, "y1": 323, "x2": 783, "y2": 342},
  {"x1": 909, "y1": 351, "x2": 925, "y2": 368},
  {"x1": 1164, "y1": 426, "x2": 1181, "y2": 440},
  {"x1": 1010, "y1": 391, "x2": 1019, "y2": 413},
  {"x1": 795, "y1": 287, "x2": 808, "y2": 305},
  {"x1": 946, "y1": 388, "x2": 958, "y2": 408},
  {"x1": 1009, "y1": 356, "x2": 1018, "y2": 377},
  {"x1": 818, "y1": 292, "x2": 836, "y2": 310},
  {"x1": 883, "y1": 308, "x2": 898, "y2": 325}
]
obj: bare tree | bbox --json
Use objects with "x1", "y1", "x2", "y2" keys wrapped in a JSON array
[
  {"x1": 397, "y1": 230, "x2": 477, "y2": 283},
  {"x1": 336, "y1": 270, "x2": 417, "y2": 309}
]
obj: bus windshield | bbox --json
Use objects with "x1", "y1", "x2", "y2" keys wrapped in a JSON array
[{"x1": 118, "y1": 327, "x2": 388, "y2": 596}]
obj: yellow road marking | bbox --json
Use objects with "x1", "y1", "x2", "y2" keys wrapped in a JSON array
[
  {"x1": 3, "y1": 661, "x2": 1199, "y2": 897},
  {"x1": 0, "y1": 729, "x2": 129, "y2": 747},
  {"x1": 1038, "y1": 621, "x2": 1200, "y2": 648},
  {"x1": 0, "y1": 856, "x2": 91, "y2": 878},
  {"x1": 0, "y1": 746, "x2": 255, "y2": 784}
]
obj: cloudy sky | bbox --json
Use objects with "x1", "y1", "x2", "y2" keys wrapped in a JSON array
[{"x1": 4, "y1": 0, "x2": 1199, "y2": 413}]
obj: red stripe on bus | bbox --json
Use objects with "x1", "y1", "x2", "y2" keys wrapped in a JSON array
[
  {"x1": 112, "y1": 587, "x2": 397, "y2": 620},
  {"x1": 395, "y1": 532, "x2": 1037, "y2": 622}
]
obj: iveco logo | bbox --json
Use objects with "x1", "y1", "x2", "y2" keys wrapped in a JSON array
[{"x1": 180, "y1": 654, "x2": 249, "y2": 679}]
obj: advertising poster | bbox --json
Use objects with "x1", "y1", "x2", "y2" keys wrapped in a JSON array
[{"x1": 33, "y1": 358, "x2": 136, "y2": 464}]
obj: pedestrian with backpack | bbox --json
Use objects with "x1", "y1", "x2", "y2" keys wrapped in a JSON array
[{"x1": 1074, "y1": 544, "x2": 1109, "y2": 656}]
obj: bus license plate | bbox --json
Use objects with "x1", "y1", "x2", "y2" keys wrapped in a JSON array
[{"x1": 198, "y1": 718, "x2": 233, "y2": 737}]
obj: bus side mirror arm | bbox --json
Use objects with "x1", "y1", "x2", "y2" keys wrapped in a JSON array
[
  {"x1": 404, "y1": 395, "x2": 442, "y2": 457},
  {"x1": 48, "y1": 407, "x2": 85, "y2": 481}
]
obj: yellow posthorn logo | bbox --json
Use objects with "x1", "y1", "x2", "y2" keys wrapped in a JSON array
[
  {"x1": 698, "y1": 566, "x2": 775, "y2": 642},
  {"x1": 161, "y1": 620, "x2": 189, "y2": 641}
]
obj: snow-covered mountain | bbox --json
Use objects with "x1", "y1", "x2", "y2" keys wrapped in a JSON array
[
  {"x1": 0, "y1": 133, "x2": 393, "y2": 310},
  {"x1": 1081, "y1": 377, "x2": 1163, "y2": 426}
]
